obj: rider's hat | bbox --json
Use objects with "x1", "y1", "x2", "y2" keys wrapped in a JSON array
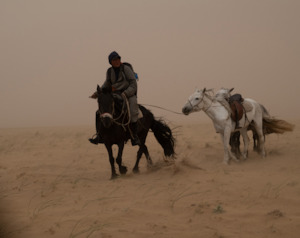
[{"x1": 108, "y1": 51, "x2": 121, "y2": 64}]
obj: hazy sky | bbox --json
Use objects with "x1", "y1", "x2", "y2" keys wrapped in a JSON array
[{"x1": 1, "y1": 0, "x2": 299, "y2": 127}]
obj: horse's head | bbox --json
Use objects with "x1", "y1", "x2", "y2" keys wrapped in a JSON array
[
  {"x1": 182, "y1": 88, "x2": 207, "y2": 115},
  {"x1": 215, "y1": 87, "x2": 234, "y2": 101},
  {"x1": 97, "y1": 85, "x2": 114, "y2": 128}
]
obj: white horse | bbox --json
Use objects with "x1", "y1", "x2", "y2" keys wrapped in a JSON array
[
  {"x1": 215, "y1": 87, "x2": 294, "y2": 150},
  {"x1": 182, "y1": 88, "x2": 266, "y2": 164}
]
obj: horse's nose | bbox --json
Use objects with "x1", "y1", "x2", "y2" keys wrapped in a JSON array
[
  {"x1": 101, "y1": 117, "x2": 113, "y2": 128},
  {"x1": 182, "y1": 107, "x2": 190, "y2": 115}
]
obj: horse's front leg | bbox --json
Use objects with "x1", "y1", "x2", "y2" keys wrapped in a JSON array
[
  {"x1": 240, "y1": 128, "x2": 250, "y2": 159},
  {"x1": 222, "y1": 127, "x2": 238, "y2": 164},
  {"x1": 230, "y1": 131, "x2": 241, "y2": 158},
  {"x1": 105, "y1": 144, "x2": 118, "y2": 179},
  {"x1": 116, "y1": 142, "x2": 127, "y2": 175},
  {"x1": 220, "y1": 133, "x2": 229, "y2": 165}
]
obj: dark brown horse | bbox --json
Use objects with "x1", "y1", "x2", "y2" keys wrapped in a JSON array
[{"x1": 95, "y1": 85, "x2": 175, "y2": 179}]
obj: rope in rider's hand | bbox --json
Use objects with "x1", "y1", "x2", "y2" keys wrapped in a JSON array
[{"x1": 140, "y1": 104, "x2": 183, "y2": 115}]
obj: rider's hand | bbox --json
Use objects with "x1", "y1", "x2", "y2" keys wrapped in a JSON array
[
  {"x1": 121, "y1": 92, "x2": 127, "y2": 99},
  {"x1": 113, "y1": 93, "x2": 123, "y2": 102}
]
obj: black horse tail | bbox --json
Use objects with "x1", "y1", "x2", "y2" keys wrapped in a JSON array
[{"x1": 151, "y1": 119, "x2": 175, "y2": 157}]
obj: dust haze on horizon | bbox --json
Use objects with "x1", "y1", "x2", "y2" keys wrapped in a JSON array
[{"x1": 1, "y1": 0, "x2": 299, "y2": 128}]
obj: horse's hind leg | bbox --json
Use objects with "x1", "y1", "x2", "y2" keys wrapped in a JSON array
[
  {"x1": 133, "y1": 144, "x2": 152, "y2": 173},
  {"x1": 116, "y1": 142, "x2": 127, "y2": 175},
  {"x1": 253, "y1": 122, "x2": 266, "y2": 157},
  {"x1": 133, "y1": 146, "x2": 143, "y2": 173},
  {"x1": 249, "y1": 123, "x2": 261, "y2": 153},
  {"x1": 142, "y1": 144, "x2": 153, "y2": 168},
  {"x1": 240, "y1": 128, "x2": 250, "y2": 159},
  {"x1": 221, "y1": 127, "x2": 238, "y2": 164},
  {"x1": 252, "y1": 129, "x2": 260, "y2": 152},
  {"x1": 230, "y1": 131, "x2": 241, "y2": 158}
]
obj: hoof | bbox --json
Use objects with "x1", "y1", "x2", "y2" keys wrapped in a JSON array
[
  {"x1": 232, "y1": 157, "x2": 240, "y2": 162},
  {"x1": 147, "y1": 159, "x2": 153, "y2": 169},
  {"x1": 110, "y1": 174, "x2": 119, "y2": 180},
  {"x1": 229, "y1": 154, "x2": 238, "y2": 162},
  {"x1": 132, "y1": 167, "x2": 140, "y2": 174},
  {"x1": 119, "y1": 166, "x2": 128, "y2": 175},
  {"x1": 89, "y1": 138, "x2": 98, "y2": 145}
]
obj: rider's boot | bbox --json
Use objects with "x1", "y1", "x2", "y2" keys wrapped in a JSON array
[
  {"x1": 130, "y1": 122, "x2": 141, "y2": 146},
  {"x1": 89, "y1": 110, "x2": 104, "y2": 145},
  {"x1": 89, "y1": 133, "x2": 104, "y2": 145}
]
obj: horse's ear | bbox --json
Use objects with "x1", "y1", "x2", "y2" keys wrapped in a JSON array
[
  {"x1": 203, "y1": 88, "x2": 206, "y2": 93},
  {"x1": 229, "y1": 88, "x2": 234, "y2": 92}
]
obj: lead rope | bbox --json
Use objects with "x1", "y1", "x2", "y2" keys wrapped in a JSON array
[
  {"x1": 140, "y1": 104, "x2": 183, "y2": 115},
  {"x1": 112, "y1": 94, "x2": 132, "y2": 136}
]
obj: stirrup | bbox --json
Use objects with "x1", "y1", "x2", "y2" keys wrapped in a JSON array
[
  {"x1": 89, "y1": 134, "x2": 104, "y2": 145},
  {"x1": 89, "y1": 134, "x2": 99, "y2": 145}
]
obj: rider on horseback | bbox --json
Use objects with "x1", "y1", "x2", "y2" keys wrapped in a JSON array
[{"x1": 89, "y1": 51, "x2": 141, "y2": 146}]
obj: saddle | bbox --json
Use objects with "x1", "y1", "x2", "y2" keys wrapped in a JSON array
[{"x1": 229, "y1": 94, "x2": 244, "y2": 123}]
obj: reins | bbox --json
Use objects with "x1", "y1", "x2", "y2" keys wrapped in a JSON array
[
  {"x1": 190, "y1": 91, "x2": 214, "y2": 112},
  {"x1": 112, "y1": 94, "x2": 131, "y2": 129},
  {"x1": 99, "y1": 94, "x2": 131, "y2": 131},
  {"x1": 111, "y1": 95, "x2": 135, "y2": 139}
]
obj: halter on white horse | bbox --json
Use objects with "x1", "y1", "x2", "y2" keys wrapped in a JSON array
[{"x1": 182, "y1": 88, "x2": 266, "y2": 164}]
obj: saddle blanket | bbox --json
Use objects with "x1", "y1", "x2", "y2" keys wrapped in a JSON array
[{"x1": 242, "y1": 101, "x2": 253, "y2": 112}]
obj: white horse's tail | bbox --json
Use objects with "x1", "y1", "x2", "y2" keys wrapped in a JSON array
[
  {"x1": 263, "y1": 117, "x2": 295, "y2": 134},
  {"x1": 258, "y1": 103, "x2": 294, "y2": 134}
]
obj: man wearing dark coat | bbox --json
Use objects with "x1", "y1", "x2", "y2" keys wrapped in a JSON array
[{"x1": 89, "y1": 51, "x2": 140, "y2": 146}]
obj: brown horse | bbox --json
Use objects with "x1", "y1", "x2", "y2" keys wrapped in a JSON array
[{"x1": 95, "y1": 85, "x2": 175, "y2": 179}]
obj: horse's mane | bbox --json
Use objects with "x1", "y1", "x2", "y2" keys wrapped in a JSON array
[{"x1": 101, "y1": 85, "x2": 112, "y2": 94}]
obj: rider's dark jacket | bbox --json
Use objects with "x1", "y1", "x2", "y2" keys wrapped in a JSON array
[
  {"x1": 102, "y1": 64, "x2": 137, "y2": 97},
  {"x1": 101, "y1": 64, "x2": 139, "y2": 122}
]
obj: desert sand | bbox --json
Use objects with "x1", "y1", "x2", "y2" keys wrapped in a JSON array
[{"x1": 0, "y1": 118, "x2": 299, "y2": 238}]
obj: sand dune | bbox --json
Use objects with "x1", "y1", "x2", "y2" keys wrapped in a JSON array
[{"x1": 0, "y1": 120, "x2": 299, "y2": 238}]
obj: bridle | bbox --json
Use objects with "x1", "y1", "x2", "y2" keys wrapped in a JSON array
[
  {"x1": 100, "y1": 112, "x2": 113, "y2": 119},
  {"x1": 99, "y1": 93, "x2": 131, "y2": 129},
  {"x1": 188, "y1": 91, "x2": 213, "y2": 113}
]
